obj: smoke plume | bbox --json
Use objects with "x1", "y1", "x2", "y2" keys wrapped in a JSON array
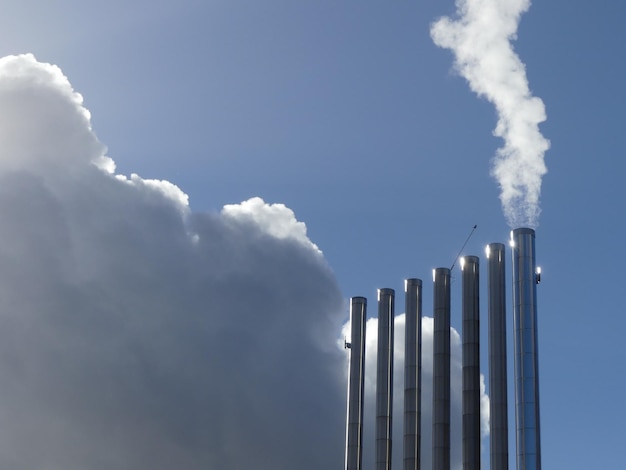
[{"x1": 431, "y1": 0, "x2": 549, "y2": 227}]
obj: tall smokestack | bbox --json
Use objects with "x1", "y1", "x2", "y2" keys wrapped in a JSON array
[
  {"x1": 376, "y1": 288, "x2": 395, "y2": 470},
  {"x1": 345, "y1": 297, "x2": 367, "y2": 470},
  {"x1": 461, "y1": 256, "x2": 480, "y2": 470},
  {"x1": 432, "y1": 268, "x2": 451, "y2": 470},
  {"x1": 487, "y1": 243, "x2": 508, "y2": 470},
  {"x1": 404, "y1": 279, "x2": 422, "y2": 470},
  {"x1": 511, "y1": 228, "x2": 542, "y2": 470}
]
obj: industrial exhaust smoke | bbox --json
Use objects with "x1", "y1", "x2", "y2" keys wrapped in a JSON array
[{"x1": 430, "y1": 0, "x2": 550, "y2": 228}]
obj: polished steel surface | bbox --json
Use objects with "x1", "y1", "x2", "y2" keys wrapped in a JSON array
[
  {"x1": 511, "y1": 228, "x2": 542, "y2": 470},
  {"x1": 461, "y1": 256, "x2": 480, "y2": 470},
  {"x1": 487, "y1": 243, "x2": 509, "y2": 470},
  {"x1": 345, "y1": 297, "x2": 367, "y2": 470},
  {"x1": 432, "y1": 268, "x2": 450, "y2": 470},
  {"x1": 376, "y1": 288, "x2": 395, "y2": 470},
  {"x1": 404, "y1": 279, "x2": 422, "y2": 470}
]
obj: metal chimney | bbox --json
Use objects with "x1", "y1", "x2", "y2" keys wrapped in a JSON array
[
  {"x1": 404, "y1": 279, "x2": 422, "y2": 470},
  {"x1": 376, "y1": 288, "x2": 395, "y2": 470},
  {"x1": 461, "y1": 256, "x2": 480, "y2": 470},
  {"x1": 432, "y1": 268, "x2": 451, "y2": 470},
  {"x1": 345, "y1": 297, "x2": 367, "y2": 470},
  {"x1": 510, "y1": 228, "x2": 542, "y2": 470},
  {"x1": 487, "y1": 243, "x2": 508, "y2": 470}
]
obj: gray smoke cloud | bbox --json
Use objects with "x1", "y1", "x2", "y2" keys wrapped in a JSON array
[
  {"x1": 0, "y1": 54, "x2": 346, "y2": 469},
  {"x1": 431, "y1": 0, "x2": 549, "y2": 228},
  {"x1": 341, "y1": 314, "x2": 489, "y2": 470}
]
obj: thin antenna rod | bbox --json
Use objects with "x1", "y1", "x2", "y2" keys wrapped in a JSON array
[{"x1": 450, "y1": 225, "x2": 478, "y2": 270}]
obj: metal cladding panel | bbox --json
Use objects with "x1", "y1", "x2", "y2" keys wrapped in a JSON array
[
  {"x1": 404, "y1": 279, "x2": 422, "y2": 470},
  {"x1": 376, "y1": 289, "x2": 395, "y2": 470},
  {"x1": 487, "y1": 243, "x2": 508, "y2": 470},
  {"x1": 511, "y1": 228, "x2": 542, "y2": 470},
  {"x1": 345, "y1": 297, "x2": 367, "y2": 470},
  {"x1": 432, "y1": 268, "x2": 450, "y2": 470},
  {"x1": 461, "y1": 256, "x2": 480, "y2": 470}
]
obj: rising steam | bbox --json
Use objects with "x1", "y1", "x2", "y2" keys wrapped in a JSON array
[{"x1": 431, "y1": 0, "x2": 549, "y2": 228}]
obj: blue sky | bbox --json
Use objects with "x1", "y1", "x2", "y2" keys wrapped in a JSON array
[{"x1": 0, "y1": 1, "x2": 624, "y2": 468}]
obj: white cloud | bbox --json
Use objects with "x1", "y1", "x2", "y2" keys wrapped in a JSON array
[
  {"x1": 0, "y1": 54, "x2": 102, "y2": 175},
  {"x1": 341, "y1": 313, "x2": 490, "y2": 470},
  {"x1": 221, "y1": 197, "x2": 321, "y2": 254},
  {"x1": 0, "y1": 54, "x2": 345, "y2": 469}
]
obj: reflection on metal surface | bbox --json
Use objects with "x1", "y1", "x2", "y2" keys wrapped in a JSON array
[
  {"x1": 511, "y1": 228, "x2": 542, "y2": 470},
  {"x1": 344, "y1": 229, "x2": 544, "y2": 470},
  {"x1": 345, "y1": 297, "x2": 367, "y2": 470},
  {"x1": 462, "y1": 256, "x2": 481, "y2": 470},
  {"x1": 376, "y1": 289, "x2": 395, "y2": 470},
  {"x1": 487, "y1": 243, "x2": 509, "y2": 470},
  {"x1": 404, "y1": 279, "x2": 422, "y2": 470},
  {"x1": 432, "y1": 268, "x2": 451, "y2": 470}
]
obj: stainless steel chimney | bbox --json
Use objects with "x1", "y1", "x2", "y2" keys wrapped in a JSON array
[
  {"x1": 376, "y1": 288, "x2": 395, "y2": 470},
  {"x1": 487, "y1": 243, "x2": 508, "y2": 470},
  {"x1": 432, "y1": 268, "x2": 451, "y2": 470},
  {"x1": 345, "y1": 297, "x2": 367, "y2": 470},
  {"x1": 510, "y1": 228, "x2": 541, "y2": 470},
  {"x1": 404, "y1": 279, "x2": 422, "y2": 470},
  {"x1": 461, "y1": 256, "x2": 480, "y2": 470}
]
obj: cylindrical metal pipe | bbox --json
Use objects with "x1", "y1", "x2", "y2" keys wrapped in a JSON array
[
  {"x1": 404, "y1": 279, "x2": 422, "y2": 470},
  {"x1": 345, "y1": 297, "x2": 367, "y2": 470},
  {"x1": 432, "y1": 268, "x2": 451, "y2": 470},
  {"x1": 376, "y1": 288, "x2": 395, "y2": 470},
  {"x1": 487, "y1": 243, "x2": 508, "y2": 470},
  {"x1": 511, "y1": 228, "x2": 542, "y2": 470},
  {"x1": 461, "y1": 256, "x2": 480, "y2": 470}
]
